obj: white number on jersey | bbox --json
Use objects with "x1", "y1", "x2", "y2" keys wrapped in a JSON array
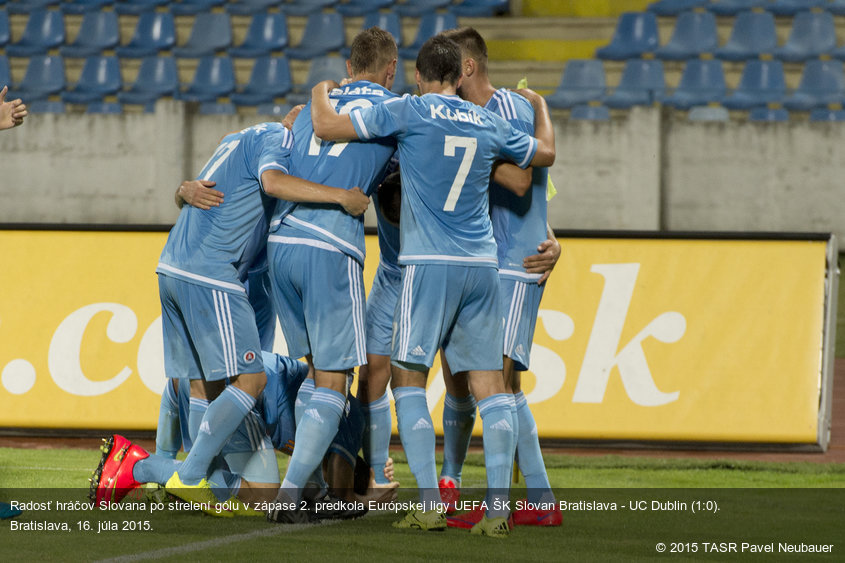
[
  {"x1": 199, "y1": 140, "x2": 241, "y2": 181},
  {"x1": 442, "y1": 135, "x2": 477, "y2": 212},
  {"x1": 309, "y1": 98, "x2": 374, "y2": 157}
]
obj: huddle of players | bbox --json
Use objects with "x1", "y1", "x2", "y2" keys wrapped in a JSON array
[{"x1": 91, "y1": 25, "x2": 559, "y2": 539}]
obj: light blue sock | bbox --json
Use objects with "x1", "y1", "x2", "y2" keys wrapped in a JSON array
[
  {"x1": 280, "y1": 387, "x2": 345, "y2": 502},
  {"x1": 177, "y1": 386, "x2": 256, "y2": 485},
  {"x1": 155, "y1": 380, "x2": 181, "y2": 459},
  {"x1": 294, "y1": 378, "x2": 315, "y2": 426},
  {"x1": 187, "y1": 397, "x2": 209, "y2": 448},
  {"x1": 440, "y1": 393, "x2": 476, "y2": 484},
  {"x1": 362, "y1": 392, "x2": 392, "y2": 485},
  {"x1": 132, "y1": 455, "x2": 180, "y2": 486},
  {"x1": 394, "y1": 387, "x2": 439, "y2": 508},
  {"x1": 478, "y1": 394, "x2": 516, "y2": 519},
  {"x1": 514, "y1": 391, "x2": 554, "y2": 504}
]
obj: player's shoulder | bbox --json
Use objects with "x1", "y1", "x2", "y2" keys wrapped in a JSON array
[
  {"x1": 487, "y1": 88, "x2": 534, "y2": 122},
  {"x1": 331, "y1": 80, "x2": 398, "y2": 103}
]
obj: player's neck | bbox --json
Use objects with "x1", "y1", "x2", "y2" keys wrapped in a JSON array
[
  {"x1": 461, "y1": 78, "x2": 497, "y2": 108},
  {"x1": 419, "y1": 79, "x2": 458, "y2": 97}
]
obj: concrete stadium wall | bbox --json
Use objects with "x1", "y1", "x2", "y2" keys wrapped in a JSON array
[{"x1": 2, "y1": 103, "x2": 844, "y2": 241}]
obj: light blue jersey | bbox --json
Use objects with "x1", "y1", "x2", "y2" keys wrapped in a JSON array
[
  {"x1": 373, "y1": 194, "x2": 401, "y2": 275},
  {"x1": 270, "y1": 81, "x2": 397, "y2": 263},
  {"x1": 351, "y1": 93, "x2": 537, "y2": 267},
  {"x1": 158, "y1": 123, "x2": 293, "y2": 293},
  {"x1": 487, "y1": 89, "x2": 550, "y2": 282}
]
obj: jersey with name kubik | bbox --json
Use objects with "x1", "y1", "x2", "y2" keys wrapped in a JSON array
[
  {"x1": 487, "y1": 88, "x2": 550, "y2": 283},
  {"x1": 270, "y1": 80, "x2": 397, "y2": 264},
  {"x1": 350, "y1": 93, "x2": 538, "y2": 267},
  {"x1": 157, "y1": 123, "x2": 293, "y2": 294}
]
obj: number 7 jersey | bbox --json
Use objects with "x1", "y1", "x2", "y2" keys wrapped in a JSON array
[{"x1": 351, "y1": 93, "x2": 538, "y2": 267}]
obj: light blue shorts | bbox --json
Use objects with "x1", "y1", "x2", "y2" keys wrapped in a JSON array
[
  {"x1": 500, "y1": 278, "x2": 545, "y2": 372},
  {"x1": 158, "y1": 274, "x2": 263, "y2": 382},
  {"x1": 247, "y1": 268, "x2": 276, "y2": 352},
  {"x1": 392, "y1": 264, "x2": 504, "y2": 374},
  {"x1": 268, "y1": 241, "x2": 367, "y2": 371},
  {"x1": 366, "y1": 264, "x2": 401, "y2": 357}
]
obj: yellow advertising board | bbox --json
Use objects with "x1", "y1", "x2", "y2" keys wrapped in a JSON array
[{"x1": 0, "y1": 229, "x2": 834, "y2": 445}]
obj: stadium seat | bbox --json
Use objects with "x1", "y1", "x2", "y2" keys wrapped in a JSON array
[
  {"x1": 285, "y1": 12, "x2": 345, "y2": 60},
  {"x1": 229, "y1": 12, "x2": 287, "y2": 58},
  {"x1": 647, "y1": 0, "x2": 709, "y2": 16},
  {"x1": 391, "y1": 57, "x2": 413, "y2": 94},
  {"x1": 257, "y1": 101, "x2": 293, "y2": 116},
  {"x1": 655, "y1": 11, "x2": 718, "y2": 61},
  {"x1": 226, "y1": 0, "x2": 280, "y2": 15},
  {"x1": 662, "y1": 59, "x2": 726, "y2": 110},
  {"x1": 5, "y1": 0, "x2": 59, "y2": 14},
  {"x1": 687, "y1": 105, "x2": 729, "y2": 121},
  {"x1": 569, "y1": 104, "x2": 610, "y2": 121},
  {"x1": 27, "y1": 99, "x2": 65, "y2": 112},
  {"x1": 830, "y1": 0, "x2": 845, "y2": 16},
  {"x1": 286, "y1": 55, "x2": 347, "y2": 105},
  {"x1": 61, "y1": 55, "x2": 121, "y2": 104},
  {"x1": 6, "y1": 9, "x2": 65, "y2": 57},
  {"x1": 60, "y1": 0, "x2": 113, "y2": 14},
  {"x1": 86, "y1": 100, "x2": 122, "y2": 113},
  {"x1": 230, "y1": 55, "x2": 292, "y2": 105},
  {"x1": 116, "y1": 11, "x2": 176, "y2": 58},
  {"x1": 773, "y1": 11, "x2": 836, "y2": 63},
  {"x1": 714, "y1": 11, "x2": 777, "y2": 62},
  {"x1": 748, "y1": 107, "x2": 789, "y2": 121},
  {"x1": 117, "y1": 55, "x2": 178, "y2": 105},
  {"x1": 280, "y1": 0, "x2": 338, "y2": 16},
  {"x1": 596, "y1": 12, "x2": 659, "y2": 61},
  {"x1": 61, "y1": 10, "x2": 119, "y2": 58},
  {"x1": 0, "y1": 10, "x2": 9, "y2": 49},
  {"x1": 178, "y1": 55, "x2": 235, "y2": 102},
  {"x1": 173, "y1": 13, "x2": 232, "y2": 58},
  {"x1": 114, "y1": 0, "x2": 169, "y2": 15},
  {"x1": 342, "y1": 11, "x2": 401, "y2": 58},
  {"x1": 394, "y1": 0, "x2": 451, "y2": 17},
  {"x1": 809, "y1": 108, "x2": 845, "y2": 121},
  {"x1": 399, "y1": 11, "x2": 458, "y2": 60},
  {"x1": 13, "y1": 54, "x2": 65, "y2": 101},
  {"x1": 0, "y1": 55, "x2": 10, "y2": 88},
  {"x1": 199, "y1": 101, "x2": 236, "y2": 114},
  {"x1": 782, "y1": 59, "x2": 845, "y2": 111},
  {"x1": 722, "y1": 59, "x2": 786, "y2": 110},
  {"x1": 171, "y1": 0, "x2": 226, "y2": 16},
  {"x1": 603, "y1": 59, "x2": 665, "y2": 108},
  {"x1": 544, "y1": 59, "x2": 606, "y2": 109},
  {"x1": 767, "y1": 0, "x2": 827, "y2": 16},
  {"x1": 708, "y1": 0, "x2": 767, "y2": 16},
  {"x1": 336, "y1": 0, "x2": 394, "y2": 17},
  {"x1": 452, "y1": 0, "x2": 509, "y2": 17}
]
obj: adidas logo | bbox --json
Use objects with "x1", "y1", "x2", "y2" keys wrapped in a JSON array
[
  {"x1": 531, "y1": 425, "x2": 538, "y2": 436},
  {"x1": 412, "y1": 417, "x2": 432, "y2": 431},
  {"x1": 410, "y1": 345, "x2": 426, "y2": 356},
  {"x1": 295, "y1": 398, "x2": 305, "y2": 407},
  {"x1": 515, "y1": 344, "x2": 525, "y2": 356},
  {"x1": 305, "y1": 408, "x2": 324, "y2": 423},
  {"x1": 490, "y1": 419, "x2": 513, "y2": 432},
  {"x1": 199, "y1": 421, "x2": 211, "y2": 435}
]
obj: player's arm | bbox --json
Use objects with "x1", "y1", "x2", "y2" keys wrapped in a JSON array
[
  {"x1": 175, "y1": 180, "x2": 224, "y2": 210},
  {"x1": 523, "y1": 222, "x2": 561, "y2": 285},
  {"x1": 310, "y1": 80, "x2": 360, "y2": 141},
  {"x1": 492, "y1": 161, "x2": 531, "y2": 197},
  {"x1": 515, "y1": 88, "x2": 556, "y2": 167},
  {"x1": 282, "y1": 104, "x2": 304, "y2": 130},
  {"x1": 261, "y1": 169, "x2": 369, "y2": 216}
]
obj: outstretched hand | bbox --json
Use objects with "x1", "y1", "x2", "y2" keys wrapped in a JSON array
[
  {"x1": 523, "y1": 236, "x2": 561, "y2": 285},
  {"x1": 0, "y1": 86, "x2": 27, "y2": 130},
  {"x1": 179, "y1": 180, "x2": 223, "y2": 210},
  {"x1": 341, "y1": 186, "x2": 370, "y2": 216}
]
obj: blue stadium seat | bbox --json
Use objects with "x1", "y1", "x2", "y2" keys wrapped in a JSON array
[
  {"x1": 280, "y1": 0, "x2": 338, "y2": 16},
  {"x1": 391, "y1": 57, "x2": 413, "y2": 94},
  {"x1": 688, "y1": 105, "x2": 729, "y2": 121},
  {"x1": 118, "y1": 55, "x2": 178, "y2": 105},
  {"x1": 809, "y1": 108, "x2": 845, "y2": 121},
  {"x1": 0, "y1": 10, "x2": 9, "y2": 49},
  {"x1": 647, "y1": 0, "x2": 709, "y2": 16},
  {"x1": 708, "y1": 0, "x2": 767, "y2": 16},
  {"x1": 173, "y1": 13, "x2": 232, "y2": 58},
  {"x1": 336, "y1": 0, "x2": 394, "y2": 17},
  {"x1": 714, "y1": 11, "x2": 777, "y2": 62},
  {"x1": 286, "y1": 12, "x2": 345, "y2": 60},
  {"x1": 171, "y1": 0, "x2": 226, "y2": 16},
  {"x1": 13, "y1": 54, "x2": 65, "y2": 101},
  {"x1": 199, "y1": 101, "x2": 236, "y2": 114},
  {"x1": 116, "y1": 11, "x2": 176, "y2": 58},
  {"x1": 229, "y1": 12, "x2": 288, "y2": 58},
  {"x1": 569, "y1": 103, "x2": 610, "y2": 121},
  {"x1": 6, "y1": 9, "x2": 65, "y2": 57},
  {"x1": 231, "y1": 56, "x2": 292, "y2": 105},
  {"x1": 655, "y1": 11, "x2": 718, "y2": 61},
  {"x1": 544, "y1": 59, "x2": 606, "y2": 109},
  {"x1": 179, "y1": 55, "x2": 236, "y2": 102},
  {"x1": 5, "y1": 0, "x2": 59, "y2": 14},
  {"x1": 114, "y1": 0, "x2": 168, "y2": 15},
  {"x1": 662, "y1": 59, "x2": 726, "y2": 110},
  {"x1": 342, "y1": 11, "x2": 401, "y2": 58},
  {"x1": 0, "y1": 55, "x2": 10, "y2": 88},
  {"x1": 830, "y1": 0, "x2": 845, "y2": 16},
  {"x1": 86, "y1": 101, "x2": 122, "y2": 113},
  {"x1": 61, "y1": 11, "x2": 119, "y2": 57},
  {"x1": 257, "y1": 101, "x2": 293, "y2": 116},
  {"x1": 394, "y1": 0, "x2": 451, "y2": 17},
  {"x1": 774, "y1": 11, "x2": 836, "y2": 63},
  {"x1": 27, "y1": 99, "x2": 65, "y2": 112},
  {"x1": 286, "y1": 55, "x2": 347, "y2": 105},
  {"x1": 452, "y1": 0, "x2": 509, "y2": 17},
  {"x1": 596, "y1": 12, "x2": 659, "y2": 61},
  {"x1": 748, "y1": 107, "x2": 789, "y2": 121},
  {"x1": 722, "y1": 59, "x2": 786, "y2": 109},
  {"x1": 226, "y1": 0, "x2": 279, "y2": 15},
  {"x1": 399, "y1": 11, "x2": 458, "y2": 60},
  {"x1": 603, "y1": 59, "x2": 665, "y2": 108},
  {"x1": 62, "y1": 55, "x2": 121, "y2": 103},
  {"x1": 767, "y1": 0, "x2": 827, "y2": 16},
  {"x1": 60, "y1": 0, "x2": 114, "y2": 14},
  {"x1": 783, "y1": 59, "x2": 845, "y2": 111}
]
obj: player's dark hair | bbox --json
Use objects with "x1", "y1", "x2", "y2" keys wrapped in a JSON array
[
  {"x1": 442, "y1": 27, "x2": 488, "y2": 74},
  {"x1": 415, "y1": 35, "x2": 462, "y2": 85},
  {"x1": 377, "y1": 171, "x2": 401, "y2": 227},
  {"x1": 349, "y1": 27, "x2": 398, "y2": 75}
]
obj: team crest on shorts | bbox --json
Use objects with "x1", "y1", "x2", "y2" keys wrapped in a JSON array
[{"x1": 243, "y1": 350, "x2": 256, "y2": 363}]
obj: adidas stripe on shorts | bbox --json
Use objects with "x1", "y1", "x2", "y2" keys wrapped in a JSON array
[{"x1": 500, "y1": 277, "x2": 544, "y2": 372}]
